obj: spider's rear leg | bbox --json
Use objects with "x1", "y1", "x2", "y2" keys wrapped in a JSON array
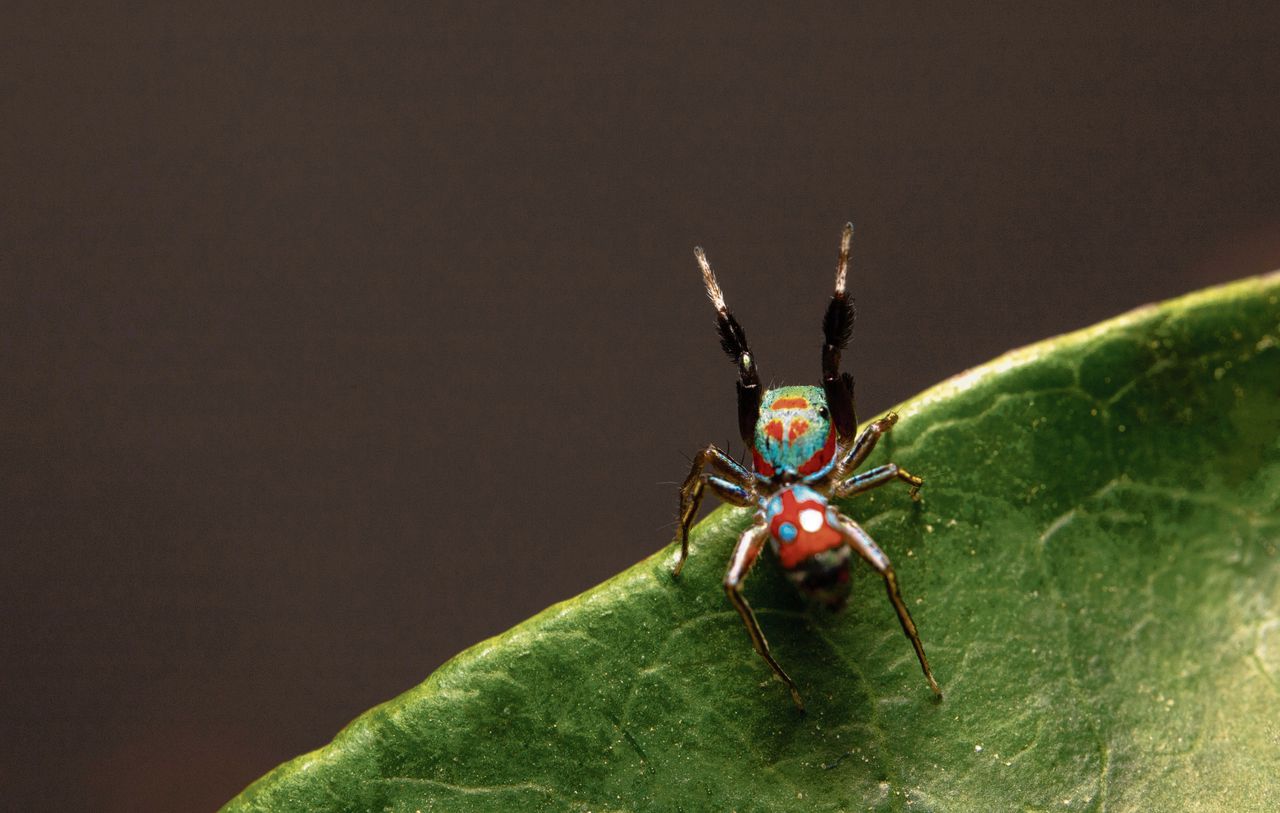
[
  {"x1": 724, "y1": 521, "x2": 805, "y2": 712},
  {"x1": 834, "y1": 513, "x2": 942, "y2": 698},
  {"x1": 672, "y1": 445, "x2": 755, "y2": 576},
  {"x1": 835, "y1": 463, "x2": 924, "y2": 500}
]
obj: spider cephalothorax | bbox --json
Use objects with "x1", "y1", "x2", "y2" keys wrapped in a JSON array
[
  {"x1": 751, "y1": 385, "x2": 836, "y2": 478},
  {"x1": 672, "y1": 224, "x2": 940, "y2": 712}
]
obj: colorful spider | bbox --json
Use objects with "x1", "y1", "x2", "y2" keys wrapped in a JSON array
[{"x1": 672, "y1": 224, "x2": 941, "y2": 712}]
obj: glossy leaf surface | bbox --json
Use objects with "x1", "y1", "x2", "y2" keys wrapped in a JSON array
[{"x1": 225, "y1": 274, "x2": 1280, "y2": 812}]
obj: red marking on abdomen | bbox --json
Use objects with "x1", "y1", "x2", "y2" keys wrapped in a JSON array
[
  {"x1": 787, "y1": 419, "x2": 809, "y2": 441},
  {"x1": 769, "y1": 488, "x2": 844, "y2": 569}
]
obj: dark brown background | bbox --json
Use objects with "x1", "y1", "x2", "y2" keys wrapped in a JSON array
[{"x1": 5, "y1": 4, "x2": 1280, "y2": 810}]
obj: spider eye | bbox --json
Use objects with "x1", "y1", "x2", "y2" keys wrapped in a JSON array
[{"x1": 817, "y1": 406, "x2": 830, "y2": 419}]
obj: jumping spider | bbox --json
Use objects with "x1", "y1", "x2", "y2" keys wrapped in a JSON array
[{"x1": 672, "y1": 223, "x2": 941, "y2": 712}]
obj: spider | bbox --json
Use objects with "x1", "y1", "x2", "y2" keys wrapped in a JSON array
[{"x1": 672, "y1": 223, "x2": 942, "y2": 712}]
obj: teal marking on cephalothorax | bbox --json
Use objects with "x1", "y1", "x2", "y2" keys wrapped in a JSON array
[{"x1": 752, "y1": 385, "x2": 835, "y2": 476}]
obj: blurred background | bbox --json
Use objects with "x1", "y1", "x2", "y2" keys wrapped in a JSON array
[{"x1": 5, "y1": 3, "x2": 1280, "y2": 809}]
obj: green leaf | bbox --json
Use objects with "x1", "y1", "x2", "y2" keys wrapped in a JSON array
[{"x1": 224, "y1": 274, "x2": 1280, "y2": 813}]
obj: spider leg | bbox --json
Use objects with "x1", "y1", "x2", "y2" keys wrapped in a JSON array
[
  {"x1": 695, "y1": 247, "x2": 763, "y2": 444},
  {"x1": 673, "y1": 445, "x2": 755, "y2": 576},
  {"x1": 834, "y1": 462, "x2": 924, "y2": 500},
  {"x1": 724, "y1": 521, "x2": 805, "y2": 711},
  {"x1": 835, "y1": 411, "x2": 899, "y2": 475},
  {"x1": 834, "y1": 512, "x2": 942, "y2": 698},
  {"x1": 822, "y1": 223, "x2": 858, "y2": 444}
]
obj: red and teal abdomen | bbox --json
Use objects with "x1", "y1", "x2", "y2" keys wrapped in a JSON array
[{"x1": 765, "y1": 485, "x2": 853, "y2": 609}]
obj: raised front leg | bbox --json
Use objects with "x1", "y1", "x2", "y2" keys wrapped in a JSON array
[
  {"x1": 724, "y1": 522, "x2": 805, "y2": 711},
  {"x1": 834, "y1": 512, "x2": 942, "y2": 698},
  {"x1": 672, "y1": 445, "x2": 755, "y2": 576},
  {"x1": 821, "y1": 222, "x2": 858, "y2": 445},
  {"x1": 834, "y1": 462, "x2": 924, "y2": 499}
]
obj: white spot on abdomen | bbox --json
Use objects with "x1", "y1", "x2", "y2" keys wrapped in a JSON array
[{"x1": 799, "y1": 508, "x2": 825, "y2": 532}]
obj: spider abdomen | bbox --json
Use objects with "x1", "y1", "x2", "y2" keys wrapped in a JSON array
[
  {"x1": 783, "y1": 547, "x2": 853, "y2": 610},
  {"x1": 765, "y1": 484, "x2": 853, "y2": 609}
]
